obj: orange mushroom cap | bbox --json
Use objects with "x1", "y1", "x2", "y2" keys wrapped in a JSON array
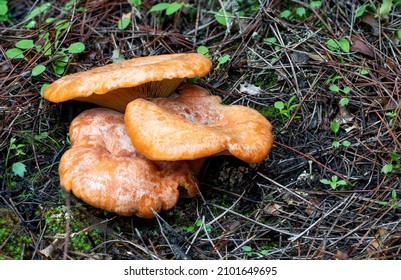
[
  {"x1": 124, "y1": 85, "x2": 274, "y2": 163},
  {"x1": 43, "y1": 53, "x2": 211, "y2": 112},
  {"x1": 59, "y1": 108, "x2": 199, "y2": 218}
]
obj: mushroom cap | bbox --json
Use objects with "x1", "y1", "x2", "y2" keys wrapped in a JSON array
[
  {"x1": 59, "y1": 108, "x2": 199, "y2": 218},
  {"x1": 43, "y1": 53, "x2": 212, "y2": 112},
  {"x1": 124, "y1": 85, "x2": 274, "y2": 163}
]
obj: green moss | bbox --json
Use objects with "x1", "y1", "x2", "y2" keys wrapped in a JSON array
[
  {"x1": 42, "y1": 205, "x2": 103, "y2": 254},
  {"x1": 0, "y1": 209, "x2": 32, "y2": 260}
]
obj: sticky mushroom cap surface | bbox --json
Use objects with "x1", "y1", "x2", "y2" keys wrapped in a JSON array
[
  {"x1": 43, "y1": 53, "x2": 212, "y2": 112},
  {"x1": 59, "y1": 108, "x2": 199, "y2": 218},
  {"x1": 124, "y1": 85, "x2": 274, "y2": 163}
]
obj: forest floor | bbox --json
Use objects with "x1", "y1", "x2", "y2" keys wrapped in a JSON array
[{"x1": 1, "y1": 0, "x2": 401, "y2": 260}]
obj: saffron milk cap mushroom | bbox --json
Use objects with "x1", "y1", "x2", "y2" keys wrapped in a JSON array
[
  {"x1": 59, "y1": 107, "x2": 199, "y2": 218},
  {"x1": 43, "y1": 53, "x2": 211, "y2": 112},
  {"x1": 124, "y1": 85, "x2": 274, "y2": 163}
]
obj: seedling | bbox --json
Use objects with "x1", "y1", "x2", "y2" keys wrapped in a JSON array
[
  {"x1": 326, "y1": 38, "x2": 350, "y2": 53},
  {"x1": 329, "y1": 84, "x2": 351, "y2": 107},
  {"x1": 385, "y1": 102, "x2": 400, "y2": 126},
  {"x1": 378, "y1": 189, "x2": 401, "y2": 208},
  {"x1": 274, "y1": 95, "x2": 300, "y2": 120},
  {"x1": 242, "y1": 245, "x2": 270, "y2": 257},
  {"x1": 148, "y1": 1, "x2": 191, "y2": 16},
  {"x1": 179, "y1": 219, "x2": 213, "y2": 233},
  {"x1": 330, "y1": 119, "x2": 351, "y2": 148},
  {"x1": 320, "y1": 175, "x2": 347, "y2": 190},
  {"x1": 4, "y1": 138, "x2": 27, "y2": 184},
  {"x1": 0, "y1": 0, "x2": 12, "y2": 24},
  {"x1": 196, "y1": 45, "x2": 230, "y2": 71},
  {"x1": 381, "y1": 152, "x2": 400, "y2": 174}
]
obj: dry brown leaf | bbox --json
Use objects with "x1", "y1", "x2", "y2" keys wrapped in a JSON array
[
  {"x1": 263, "y1": 202, "x2": 282, "y2": 215},
  {"x1": 361, "y1": 14, "x2": 380, "y2": 36},
  {"x1": 351, "y1": 35, "x2": 374, "y2": 57},
  {"x1": 335, "y1": 105, "x2": 355, "y2": 125}
]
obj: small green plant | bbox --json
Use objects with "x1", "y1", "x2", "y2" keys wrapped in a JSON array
[
  {"x1": 148, "y1": 1, "x2": 191, "y2": 16},
  {"x1": 274, "y1": 96, "x2": 300, "y2": 120},
  {"x1": 196, "y1": 46, "x2": 230, "y2": 71},
  {"x1": 6, "y1": 22, "x2": 86, "y2": 76},
  {"x1": 381, "y1": 152, "x2": 400, "y2": 174},
  {"x1": 355, "y1": 4, "x2": 369, "y2": 18},
  {"x1": 329, "y1": 84, "x2": 351, "y2": 107},
  {"x1": 326, "y1": 38, "x2": 350, "y2": 53},
  {"x1": 330, "y1": 119, "x2": 350, "y2": 148},
  {"x1": 385, "y1": 102, "x2": 400, "y2": 126},
  {"x1": 117, "y1": 13, "x2": 131, "y2": 30},
  {"x1": 242, "y1": 245, "x2": 270, "y2": 257},
  {"x1": 320, "y1": 175, "x2": 347, "y2": 190},
  {"x1": 0, "y1": 0, "x2": 12, "y2": 24},
  {"x1": 4, "y1": 138, "x2": 27, "y2": 184},
  {"x1": 280, "y1": 1, "x2": 321, "y2": 21},
  {"x1": 179, "y1": 219, "x2": 213, "y2": 233},
  {"x1": 378, "y1": 189, "x2": 401, "y2": 208}
]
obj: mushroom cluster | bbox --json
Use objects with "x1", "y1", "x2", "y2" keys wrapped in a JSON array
[{"x1": 44, "y1": 53, "x2": 274, "y2": 218}]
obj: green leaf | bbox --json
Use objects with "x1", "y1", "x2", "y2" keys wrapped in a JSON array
[
  {"x1": 329, "y1": 84, "x2": 340, "y2": 92},
  {"x1": 336, "y1": 180, "x2": 347, "y2": 186},
  {"x1": 218, "y1": 54, "x2": 230, "y2": 64},
  {"x1": 40, "y1": 83, "x2": 49, "y2": 96},
  {"x1": 332, "y1": 140, "x2": 340, "y2": 148},
  {"x1": 320, "y1": 179, "x2": 331, "y2": 185},
  {"x1": 55, "y1": 19, "x2": 70, "y2": 31},
  {"x1": 343, "y1": 87, "x2": 351, "y2": 94},
  {"x1": 359, "y1": 68, "x2": 369, "y2": 75},
  {"x1": 309, "y1": 1, "x2": 322, "y2": 8},
  {"x1": 68, "y1": 42, "x2": 85, "y2": 54},
  {"x1": 381, "y1": 164, "x2": 393, "y2": 174},
  {"x1": 34, "y1": 132, "x2": 49, "y2": 140},
  {"x1": 6, "y1": 48, "x2": 25, "y2": 59},
  {"x1": 25, "y1": 3, "x2": 51, "y2": 20},
  {"x1": 378, "y1": 0, "x2": 393, "y2": 17},
  {"x1": 342, "y1": 140, "x2": 351, "y2": 148},
  {"x1": 330, "y1": 120, "x2": 340, "y2": 134},
  {"x1": 274, "y1": 101, "x2": 285, "y2": 111},
  {"x1": 296, "y1": 7, "x2": 306, "y2": 18},
  {"x1": 197, "y1": 45, "x2": 209, "y2": 56},
  {"x1": 166, "y1": 2, "x2": 183, "y2": 16},
  {"x1": 52, "y1": 64, "x2": 65, "y2": 75},
  {"x1": 16, "y1": 39, "x2": 34, "y2": 49},
  {"x1": 242, "y1": 246, "x2": 253, "y2": 252},
  {"x1": 25, "y1": 20, "x2": 36, "y2": 28},
  {"x1": 117, "y1": 17, "x2": 130, "y2": 30},
  {"x1": 339, "y1": 97, "x2": 349, "y2": 107},
  {"x1": 130, "y1": 0, "x2": 141, "y2": 8},
  {"x1": 263, "y1": 37, "x2": 277, "y2": 45},
  {"x1": 214, "y1": 11, "x2": 232, "y2": 26},
  {"x1": 397, "y1": 29, "x2": 401, "y2": 41},
  {"x1": 148, "y1": 3, "x2": 170, "y2": 13},
  {"x1": 326, "y1": 39, "x2": 339, "y2": 51},
  {"x1": 355, "y1": 4, "x2": 368, "y2": 18},
  {"x1": 337, "y1": 38, "x2": 350, "y2": 52},
  {"x1": 0, "y1": 3, "x2": 8, "y2": 16},
  {"x1": 327, "y1": 38, "x2": 349, "y2": 52},
  {"x1": 12, "y1": 162, "x2": 26, "y2": 178},
  {"x1": 32, "y1": 64, "x2": 46, "y2": 76},
  {"x1": 280, "y1": 10, "x2": 291, "y2": 19},
  {"x1": 389, "y1": 152, "x2": 399, "y2": 161}
]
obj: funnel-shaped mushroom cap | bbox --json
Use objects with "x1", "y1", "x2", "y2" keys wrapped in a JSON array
[
  {"x1": 43, "y1": 53, "x2": 211, "y2": 112},
  {"x1": 59, "y1": 108, "x2": 199, "y2": 218},
  {"x1": 124, "y1": 85, "x2": 273, "y2": 163}
]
